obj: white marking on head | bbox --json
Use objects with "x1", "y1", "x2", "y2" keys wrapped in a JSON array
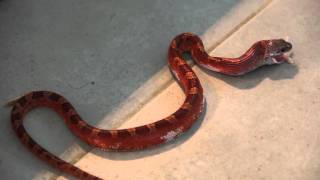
[
  {"x1": 265, "y1": 57, "x2": 278, "y2": 65},
  {"x1": 272, "y1": 57, "x2": 278, "y2": 64}
]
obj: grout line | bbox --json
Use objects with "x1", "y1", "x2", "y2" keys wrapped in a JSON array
[
  {"x1": 206, "y1": 0, "x2": 273, "y2": 53},
  {"x1": 54, "y1": 1, "x2": 274, "y2": 179}
]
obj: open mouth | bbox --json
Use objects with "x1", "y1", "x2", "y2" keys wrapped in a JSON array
[
  {"x1": 269, "y1": 40, "x2": 293, "y2": 64},
  {"x1": 271, "y1": 52, "x2": 293, "y2": 64}
]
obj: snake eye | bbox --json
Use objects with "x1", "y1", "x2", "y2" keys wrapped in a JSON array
[{"x1": 279, "y1": 42, "x2": 292, "y2": 53}]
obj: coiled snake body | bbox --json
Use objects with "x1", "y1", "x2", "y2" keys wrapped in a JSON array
[{"x1": 8, "y1": 33, "x2": 292, "y2": 179}]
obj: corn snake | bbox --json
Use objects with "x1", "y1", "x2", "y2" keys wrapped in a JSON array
[{"x1": 8, "y1": 32, "x2": 292, "y2": 179}]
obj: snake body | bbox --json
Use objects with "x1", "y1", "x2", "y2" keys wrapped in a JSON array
[{"x1": 8, "y1": 33, "x2": 292, "y2": 180}]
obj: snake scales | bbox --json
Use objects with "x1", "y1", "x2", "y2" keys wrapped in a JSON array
[{"x1": 8, "y1": 33, "x2": 292, "y2": 179}]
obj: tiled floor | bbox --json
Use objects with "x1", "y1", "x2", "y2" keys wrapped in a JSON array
[{"x1": 1, "y1": 0, "x2": 320, "y2": 180}]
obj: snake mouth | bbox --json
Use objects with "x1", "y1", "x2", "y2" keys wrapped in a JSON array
[
  {"x1": 267, "y1": 42, "x2": 293, "y2": 64},
  {"x1": 266, "y1": 52, "x2": 293, "y2": 65},
  {"x1": 271, "y1": 53, "x2": 292, "y2": 64}
]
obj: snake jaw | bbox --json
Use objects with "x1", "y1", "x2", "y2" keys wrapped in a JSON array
[
  {"x1": 265, "y1": 52, "x2": 291, "y2": 65},
  {"x1": 266, "y1": 53, "x2": 291, "y2": 65},
  {"x1": 272, "y1": 51, "x2": 294, "y2": 64}
]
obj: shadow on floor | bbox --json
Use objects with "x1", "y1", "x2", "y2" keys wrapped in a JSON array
[{"x1": 201, "y1": 62, "x2": 299, "y2": 89}]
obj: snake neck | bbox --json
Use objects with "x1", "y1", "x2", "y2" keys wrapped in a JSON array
[
  {"x1": 170, "y1": 33, "x2": 267, "y2": 76},
  {"x1": 206, "y1": 42, "x2": 266, "y2": 76}
]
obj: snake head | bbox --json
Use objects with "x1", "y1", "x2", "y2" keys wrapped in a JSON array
[{"x1": 264, "y1": 39, "x2": 292, "y2": 65}]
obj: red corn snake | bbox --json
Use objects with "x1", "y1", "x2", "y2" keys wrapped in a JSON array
[{"x1": 7, "y1": 32, "x2": 292, "y2": 180}]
